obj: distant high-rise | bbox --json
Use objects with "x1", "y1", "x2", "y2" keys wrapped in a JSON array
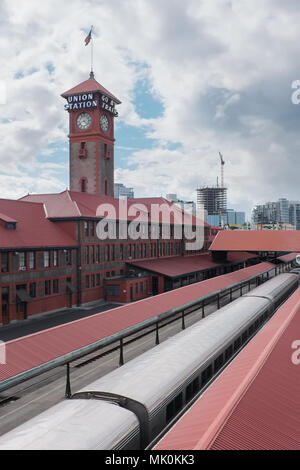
[
  {"x1": 165, "y1": 194, "x2": 196, "y2": 215},
  {"x1": 114, "y1": 183, "x2": 134, "y2": 199},
  {"x1": 197, "y1": 186, "x2": 227, "y2": 215},
  {"x1": 252, "y1": 198, "x2": 297, "y2": 229}
]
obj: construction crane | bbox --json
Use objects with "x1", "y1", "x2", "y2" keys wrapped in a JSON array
[
  {"x1": 218, "y1": 152, "x2": 225, "y2": 227},
  {"x1": 219, "y1": 152, "x2": 225, "y2": 188}
]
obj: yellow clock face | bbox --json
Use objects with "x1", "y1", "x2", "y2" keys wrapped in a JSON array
[
  {"x1": 77, "y1": 112, "x2": 92, "y2": 130},
  {"x1": 100, "y1": 114, "x2": 109, "y2": 132}
]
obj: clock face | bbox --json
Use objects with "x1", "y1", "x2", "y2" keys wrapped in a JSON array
[
  {"x1": 100, "y1": 114, "x2": 109, "y2": 132},
  {"x1": 76, "y1": 112, "x2": 92, "y2": 130}
]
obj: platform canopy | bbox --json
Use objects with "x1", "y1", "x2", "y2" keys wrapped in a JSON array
[{"x1": 209, "y1": 230, "x2": 300, "y2": 252}]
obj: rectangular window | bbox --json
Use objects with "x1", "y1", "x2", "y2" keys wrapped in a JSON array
[
  {"x1": 91, "y1": 246, "x2": 95, "y2": 264},
  {"x1": 1, "y1": 252, "x2": 9, "y2": 273},
  {"x1": 85, "y1": 246, "x2": 89, "y2": 265},
  {"x1": 53, "y1": 279, "x2": 59, "y2": 294},
  {"x1": 44, "y1": 251, "x2": 50, "y2": 268},
  {"x1": 135, "y1": 283, "x2": 138, "y2": 294},
  {"x1": 90, "y1": 221, "x2": 95, "y2": 237},
  {"x1": 96, "y1": 246, "x2": 100, "y2": 263},
  {"x1": 111, "y1": 245, "x2": 115, "y2": 261},
  {"x1": 166, "y1": 392, "x2": 183, "y2": 423},
  {"x1": 201, "y1": 364, "x2": 212, "y2": 386},
  {"x1": 96, "y1": 273, "x2": 100, "y2": 286},
  {"x1": 91, "y1": 274, "x2": 95, "y2": 288},
  {"x1": 185, "y1": 378, "x2": 199, "y2": 403},
  {"x1": 140, "y1": 282, "x2": 143, "y2": 293},
  {"x1": 225, "y1": 345, "x2": 233, "y2": 361},
  {"x1": 84, "y1": 221, "x2": 88, "y2": 237},
  {"x1": 107, "y1": 285, "x2": 120, "y2": 296},
  {"x1": 45, "y1": 280, "x2": 51, "y2": 296},
  {"x1": 53, "y1": 250, "x2": 58, "y2": 267},
  {"x1": 19, "y1": 252, "x2": 26, "y2": 270},
  {"x1": 29, "y1": 252, "x2": 35, "y2": 270},
  {"x1": 85, "y1": 275, "x2": 90, "y2": 288},
  {"x1": 29, "y1": 282, "x2": 36, "y2": 298},
  {"x1": 234, "y1": 337, "x2": 241, "y2": 352},
  {"x1": 214, "y1": 353, "x2": 224, "y2": 373},
  {"x1": 105, "y1": 245, "x2": 109, "y2": 262},
  {"x1": 66, "y1": 250, "x2": 72, "y2": 266}
]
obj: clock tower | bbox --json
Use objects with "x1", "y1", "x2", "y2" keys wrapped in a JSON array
[{"x1": 61, "y1": 72, "x2": 121, "y2": 197}]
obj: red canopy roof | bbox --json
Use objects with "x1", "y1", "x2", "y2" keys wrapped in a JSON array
[
  {"x1": 0, "y1": 262, "x2": 275, "y2": 388},
  {"x1": 155, "y1": 287, "x2": 300, "y2": 450},
  {"x1": 129, "y1": 252, "x2": 257, "y2": 277},
  {"x1": 210, "y1": 230, "x2": 300, "y2": 252}
]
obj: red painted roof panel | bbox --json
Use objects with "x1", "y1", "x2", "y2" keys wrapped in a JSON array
[
  {"x1": 20, "y1": 191, "x2": 208, "y2": 226},
  {"x1": 154, "y1": 287, "x2": 300, "y2": 450},
  {"x1": 277, "y1": 252, "x2": 298, "y2": 263},
  {"x1": 0, "y1": 262, "x2": 275, "y2": 385},
  {"x1": 0, "y1": 199, "x2": 77, "y2": 249},
  {"x1": 210, "y1": 230, "x2": 300, "y2": 252},
  {"x1": 61, "y1": 77, "x2": 121, "y2": 104},
  {"x1": 129, "y1": 252, "x2": 257, "y2": 277}
]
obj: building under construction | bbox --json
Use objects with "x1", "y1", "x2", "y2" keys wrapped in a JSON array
[{"x1": 197, "y1": 186, "x2": 228, "y2": 215}]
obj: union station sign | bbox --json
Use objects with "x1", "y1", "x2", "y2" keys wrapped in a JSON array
[{"x1": 64, "y1": 93, "x2": 118, "y2": 116}]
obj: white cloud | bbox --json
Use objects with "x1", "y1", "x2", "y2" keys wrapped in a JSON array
[{"x1": 1, "y1": 0, "x2": 300, "y2": 220}]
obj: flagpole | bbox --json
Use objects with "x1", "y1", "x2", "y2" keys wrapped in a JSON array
[{"x1": 91, "y1": 25, "x2": 94, "y2": 75}]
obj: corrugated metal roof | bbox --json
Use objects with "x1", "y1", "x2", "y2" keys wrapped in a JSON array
[
  {"x1": 0, "y1": 262, "x2": 275, "y2": 388},
  {"x1": 129, "y1": 252, "x2": 257, "y2": 277},
  {"x1": 154, "y1": 286, "x2": 300, "y2": 450},
  {"x1": 277, "y1": 252, "x2": 298, "y2": 263},
  {"x1": 210, "y1": 230, "x2": 300, "y2": 252}
]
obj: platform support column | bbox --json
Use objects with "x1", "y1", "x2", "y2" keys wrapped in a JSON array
[
  {"x1": 155, "y1": 322, "x2": 160, "y2": 345},
  {"x1": 119, "y1": 338, "x2": 124, "y2": 366},
  {"x1": 65, "y1": 363, "x2": 72, "y2": 398}
]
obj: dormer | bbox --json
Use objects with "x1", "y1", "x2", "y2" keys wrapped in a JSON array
[{"x1": 0, "y1": 213, "x2": 17, "y2": 230}]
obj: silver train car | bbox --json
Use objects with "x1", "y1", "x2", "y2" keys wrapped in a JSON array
[{"x1": 0, "y1": 273, "x2": 297, "y2": 450}]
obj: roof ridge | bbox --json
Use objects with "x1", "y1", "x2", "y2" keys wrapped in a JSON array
[{"x1": 65, "y1": 191, "x2": 82, "y2": 216}]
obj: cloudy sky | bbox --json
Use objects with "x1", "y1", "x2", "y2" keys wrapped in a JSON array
[{"x1": 1, "y1": 0, "x2": 300, "y2": 219}]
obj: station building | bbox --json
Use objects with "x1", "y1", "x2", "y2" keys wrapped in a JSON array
[{"x1": 0, "y1": 73, "x2": 259, "y2": 326}]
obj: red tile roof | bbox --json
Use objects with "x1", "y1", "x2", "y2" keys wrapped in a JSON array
[
  {"x1": 154, "y1": 287, "x2": 300, "y2": 450},
  {"x1": 0, "y1": 199, "x2": 77, "y2": 249},
  {"x1": 129, "y1": 252, "x2": 257, "y2": 277},
  {"x1": 61, "y1": 77, "x2": 121, "y2": 104},
  {"x1": 20, "y1": 191, "x2": 209, "y2": 226},
  {"x1": 210, "y1": 230, "x2": 300, "y2": 252},
  {"x1": 0, "y1": 262, "x2": 275, "y2": 389}
]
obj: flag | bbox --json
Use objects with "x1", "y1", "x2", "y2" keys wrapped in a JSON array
[{"x1": 85, "y1": 27, "x2": 92, "y2": 46}]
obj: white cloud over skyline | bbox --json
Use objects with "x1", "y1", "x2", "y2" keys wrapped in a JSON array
[{"x1": 1, "y1": 0, "x2": 300, "y2": 219}]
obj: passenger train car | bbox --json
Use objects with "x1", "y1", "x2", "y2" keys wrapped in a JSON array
[{"x1": 0, "y1": 273, "x2": 298, "y2": 450}]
